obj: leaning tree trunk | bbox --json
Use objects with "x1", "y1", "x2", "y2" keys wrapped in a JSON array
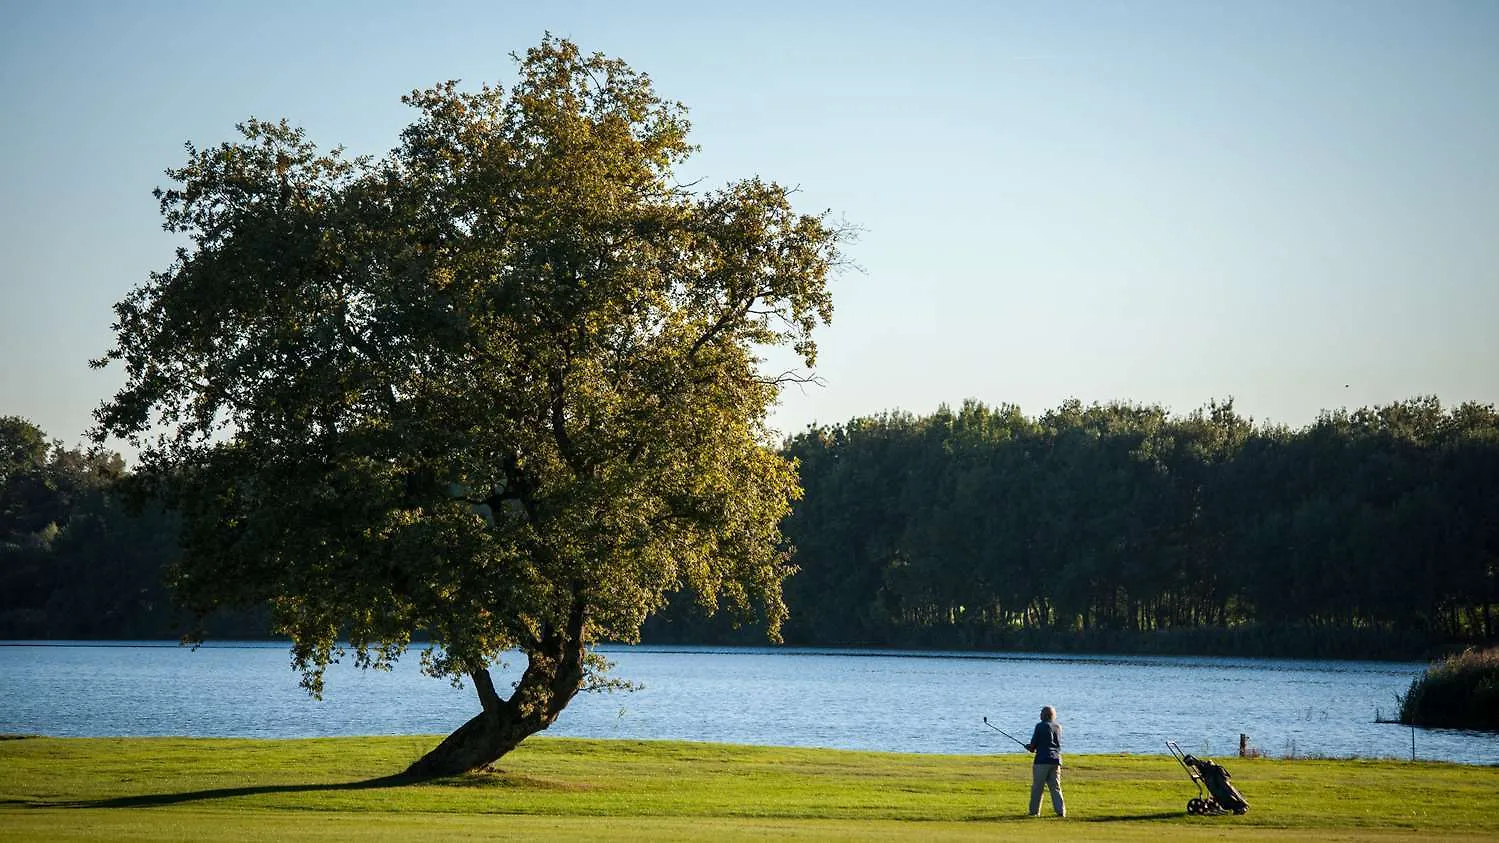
[{"x1": 404, "y1": 597, "x2": 588, "y2": 779}]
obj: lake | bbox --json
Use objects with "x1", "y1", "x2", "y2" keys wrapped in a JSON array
[{"x1": 3, "y1": 641, "x2": 1497, "y2": 764}]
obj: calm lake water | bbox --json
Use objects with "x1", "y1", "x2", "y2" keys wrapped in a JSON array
[{"x1": 3, "y1": 641, "x2": 1497, "y2": 764}]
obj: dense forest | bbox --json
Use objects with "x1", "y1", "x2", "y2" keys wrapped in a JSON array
[
  {"x1": 0, "y1": 416, "x2": 179, "y2": 638},
  {"x1": 647, "y1": 397, "x2": 1499, "y2": 659},
  {"x1": 5, "y1": 397, "x2": 1497, "y2": 659}
]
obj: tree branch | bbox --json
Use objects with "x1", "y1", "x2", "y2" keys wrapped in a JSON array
[
  {"x1": 758, "y1": 369, "x2": 825, "y2": 388},
  {"x1": 471, "y1": 667, "x2": 503, "y2": 714}
]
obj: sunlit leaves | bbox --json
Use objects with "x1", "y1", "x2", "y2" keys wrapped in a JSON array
[{"x1": 92, "y1": 36, "x2": 845, "y2": 704}]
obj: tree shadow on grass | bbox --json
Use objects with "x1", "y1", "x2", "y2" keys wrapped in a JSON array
[{"x1": 36, "y1": 773, "x2": 422, "y2": 809}]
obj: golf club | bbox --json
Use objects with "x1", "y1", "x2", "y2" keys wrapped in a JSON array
[{"x1": 983, "y1": 716, "x2": 1028, "y2": 748}]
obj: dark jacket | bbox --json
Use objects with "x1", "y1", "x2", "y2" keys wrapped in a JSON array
[{"x1": 1027, "y1": 720, "x2": 1061, "y2": 765}]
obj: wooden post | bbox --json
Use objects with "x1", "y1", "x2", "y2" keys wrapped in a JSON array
[{"x1": 1239, "y1": 733, "x2": 1248, "y2": 757}]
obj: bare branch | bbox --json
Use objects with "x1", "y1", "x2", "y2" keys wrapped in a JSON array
[{"x1": 758, "y1": 369, "x2": 825, "y2": 389}]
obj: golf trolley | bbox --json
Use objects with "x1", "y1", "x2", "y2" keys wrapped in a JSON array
[{"x1": 1167, "y1": 740, "x2": 1249, "y2": 816}]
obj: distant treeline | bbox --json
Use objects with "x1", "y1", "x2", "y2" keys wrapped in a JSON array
[
  {"x1": 0, "y1": 416, "x2": 261, "y2": 640},
  {"x1": 646, "y1": 397, "x2": 1499, "y2": 659},
  {"x1": 5, "y1": 398, "x2": 1498, "y2": 659}
]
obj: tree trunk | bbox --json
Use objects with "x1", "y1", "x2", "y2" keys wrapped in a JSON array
[{"x1": 404, "y1": 594, "x2": 588, "y2": 779}]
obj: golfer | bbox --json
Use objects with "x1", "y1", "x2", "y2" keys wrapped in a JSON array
[{"x1": 1024, "y1": 705, "x2": 1065, "y2": 817}]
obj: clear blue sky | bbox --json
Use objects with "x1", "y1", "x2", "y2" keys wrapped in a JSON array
[{"x1": 3, "y1": 1, "x2": 1496, "y2": 453}]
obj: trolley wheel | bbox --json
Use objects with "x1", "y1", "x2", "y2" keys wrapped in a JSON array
[
  {"x1": 1187, "y1": 798, "x2": 1203, "y2": 815},
  {"x1": 1205, "y1": 798, "x2": 1221, "y2": 814}
]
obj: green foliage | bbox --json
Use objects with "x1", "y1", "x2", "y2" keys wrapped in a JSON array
[
  {"x1": 751, "y1": 397, "x2": 1499, "y2": 654},
  {"x1": 0, "y1": 416, "x2": 49, "y2": 483},
  {"x1": 90, "y1": 35, "x2": 844, "y2": 739},
  {"x1": 5, "y1": 737, "x2": 1499, "y2": 840},
  {"x1": 10, "y1": 392, "x2": 1498, "y2": 661},
  {"x1": 1400, "y1": 646, "x2": 1499, "y2": 730},
  {"x1": 0, "y1": 418, "x2": 178, "y2": 639}
]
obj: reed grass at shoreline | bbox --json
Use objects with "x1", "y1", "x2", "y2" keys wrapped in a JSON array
[{"x1": 1400, "y1": 645, "x2": 1499, "y2": 731}]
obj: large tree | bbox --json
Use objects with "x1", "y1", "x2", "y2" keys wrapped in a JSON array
[{"x1": 91, "y1": 38, "x2": 845, "y2": 777}]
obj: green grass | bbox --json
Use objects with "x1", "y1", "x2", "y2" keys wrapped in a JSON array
[{"x1": 2, "y1": 736, "x2": 1497, "y2": 840}]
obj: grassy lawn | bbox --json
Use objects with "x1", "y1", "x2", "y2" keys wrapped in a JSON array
[{"x1": 1, "y1": 735, "x2": 1496, "y2": 840}]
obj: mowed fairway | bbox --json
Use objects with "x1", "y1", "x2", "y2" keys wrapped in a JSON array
[{"x1": 1, "y1": 735, "x2": 1496, "y2": 841}]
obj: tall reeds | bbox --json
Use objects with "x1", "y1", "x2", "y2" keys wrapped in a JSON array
[{"x1": 1399, "y1": 646, "x2": 1499, "y2": 731}]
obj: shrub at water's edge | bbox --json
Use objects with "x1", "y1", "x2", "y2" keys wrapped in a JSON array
[{"x1": 1399, "y1": 646, "x2": 1499, "y2": 731}]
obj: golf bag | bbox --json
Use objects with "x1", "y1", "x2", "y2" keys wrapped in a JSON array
[
  {"x1": 1183, "y1": 754, "x2": 1248, "y2": 814},
  {"x1": 1167, "y1": 741, "x2": 1248, "y2": 815}
]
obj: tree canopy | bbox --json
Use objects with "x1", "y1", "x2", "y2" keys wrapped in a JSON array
[
  {"x1": 0, "y1": 416, "x2": 165, "y2": 639},
  {"x1": 11, "y1": 396, "x2": 1495, "y2": 656},
  {"x1": 760, "y1": 397, "x2": 1498, "y2": 655},
  {"x1": 91, "y1": 37, "x2": 845, "y2": 776}
]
